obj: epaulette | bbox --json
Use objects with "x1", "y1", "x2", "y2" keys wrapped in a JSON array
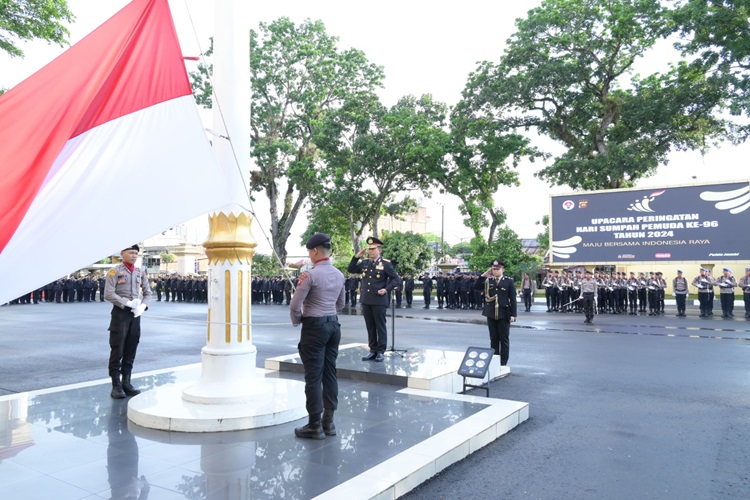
[{"x1": 382, "y1": 258, "x2": 391, "y2": 263}]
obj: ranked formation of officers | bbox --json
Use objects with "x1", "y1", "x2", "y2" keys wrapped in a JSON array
[{"x1": 540, "y1": 267, "x2": 750, "y2": 322}]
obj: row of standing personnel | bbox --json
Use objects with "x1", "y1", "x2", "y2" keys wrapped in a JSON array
[
  {"x1": 344, "y1": 272, "x2": 497, "y2": 311},
  {"x1": 542, "y1": 267, "x2": 750, "y2": 321},
  {"x1": 8, "y1": 277, "x2": 109, "y2": 304}
]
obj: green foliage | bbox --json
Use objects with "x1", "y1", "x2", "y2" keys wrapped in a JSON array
[
  {"x1": 0, "y1": 0, "x2": 73, "y2": 58},
  {"x1": 252, "y1": 253, "x2": 283, "y2": 277},
  {"x1": 467, "y1": 228, "x2": 534, "y2": 279},
  {"x1": 535, "y1": 215, "x2": 549, "y2": 253},
  {"x1": 515, "y1": 254, "x2": 545, "y2": 280},
  {"x1": 449, "y1": 241, "x2": 472, "y2": 258},
  {"x1": 460, "y1": 0, "x2": 729, "y2": 191},
  {"x1": 313, "y1": 94, "x2": 450, "y2": 252},
  {"x1": 301, "y1": 204, "x2": 354, "y2": 258},
  {"x1": 159, "y1": 252, "x2": 175, "y2": 272},
  {"x1": 380, "y1": 231, "x2": 433, "y2": 277},
  {"x1": 672, "y1": 0, "x2": 750, "y2": 138},
  {"x1": 443, "y1": 95, "x2": 540, "y2": 242},
  {"x1": 191, "y1": 18, "x2": 383, "y2": 262}
]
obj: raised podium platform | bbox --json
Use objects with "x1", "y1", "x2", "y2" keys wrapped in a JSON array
[{"x1": 265, "y1": 343, "x2": 511, "y2": 393}]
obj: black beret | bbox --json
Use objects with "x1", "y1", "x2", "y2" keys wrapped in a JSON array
[
  {"x1": 585, "y1": 269, "x2": 592, "y2": 275},
  {"x1": 366, "y1": 236, "x2": 384, "y2": 246},
  {"x1": 121, "y1": 244, "x2": 139, "y2": 253},
  {"x1": 306, "y1": 232, "x2": 331, "y2": 249}
]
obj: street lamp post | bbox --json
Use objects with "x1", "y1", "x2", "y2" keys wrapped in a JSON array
[{"x1": 439, "y1": 203, "x2": 445, "y2": 263}]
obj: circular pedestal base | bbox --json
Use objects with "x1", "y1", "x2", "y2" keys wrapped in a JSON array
[
  {"x1": 181, "y1": 349, "x2": 268, "y2": 404},
  {"x1": 127, "y1": 375, "x2": 307, "y2": 432}
]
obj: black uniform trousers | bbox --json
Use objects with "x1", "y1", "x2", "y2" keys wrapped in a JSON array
[
  {"x1": 583, "y1": 292, "x2": 595, "y2": 322},
  {"x1": 628, "y1": 290, "x2": 638, "y2": 313},
  {"x1": 362, "y1": 304, "x2": 387, "y2": 354},
  {"x1": 522, "y1": 288, "x2": 532, "y2": 311},
  {"x1": 720, "y1": 293, "x2": 734, "y2": 315},
  {"x1": 298, "y1": 315, "x2": 340, "y2": 416},
  {"x1": 675, "y1": 293, "x2": 687, "y2": 314},
  {"x1": 698, "y1": 292, "x2": 711, "y2": 316},
  {"x1": 108, "y1": 306, "x2": 141, "y2": 378},
  {"x1": 486, "y1": 316, "x2": 510, "y2": 365}
]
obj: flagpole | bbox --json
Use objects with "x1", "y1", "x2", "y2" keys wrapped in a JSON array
[
  {"x1": 180, "y1": 0, "x2": 257, "y2": 404},
  {"x1": 129, "y1": 0, "x2": 305, "y2": 433}
]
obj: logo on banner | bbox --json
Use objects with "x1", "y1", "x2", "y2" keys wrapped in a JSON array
[
  {"x1": 699, "y1": 184, "x2": 750, "y2": 214},
  {"x1": 562, "y1": 200, "x2": 574, "y2": 211},
  {"x1": 627, "y1": 190, "x2": 666, "y2": 212},
  {"x1": 578, "y1": 199, "x2": 589, "y2": 209}
]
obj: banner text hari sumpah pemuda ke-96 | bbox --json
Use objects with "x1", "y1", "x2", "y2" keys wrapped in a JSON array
[{"x1": 549, "y1": 181, "x2": 750, "y2": 263}]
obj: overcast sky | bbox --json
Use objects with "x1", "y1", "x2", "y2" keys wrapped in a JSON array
[{"x1": 3, "y1": 0, "x2": 748, "y2": 256}]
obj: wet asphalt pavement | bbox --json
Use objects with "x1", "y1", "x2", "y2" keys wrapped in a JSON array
[{"x1": 1, "y1": 298, "x2": 749, "y2": 499}]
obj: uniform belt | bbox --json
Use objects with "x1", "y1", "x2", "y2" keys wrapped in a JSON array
[{"x1": 301, "y1": 315, "x2": 338, "y2": 325}]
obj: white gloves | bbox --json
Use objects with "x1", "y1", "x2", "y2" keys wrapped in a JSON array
[
  {"x1": 133, "y1": 303, "x2": 147, "y2": 318},
  {"x1": 696, "y1": 284, "x2": 704, "y2": 289},
  {"x1": 125, "y1": 298, "x2": 141, "y2": 309}
]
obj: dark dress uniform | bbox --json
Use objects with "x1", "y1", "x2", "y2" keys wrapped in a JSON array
[
  {"x1": 436, "y1": 275, "x2": 446, "y2": 308},
  {"x1": 348, "y1": 276, "x2": 360, "y2": 306},
  {"x1": 404, "y1": 276, "x2": 415, "y2": 306},
  {"x1": 474, "y1": 266, "x2": 517, "y2": 366},
  {"x1": 422, "y1": 275, "x2": 433, "y2": 308},
  {"x1": 348, "y1": 252, "x2": 400, "y2": 357}
]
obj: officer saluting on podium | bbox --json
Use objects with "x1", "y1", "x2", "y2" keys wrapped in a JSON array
[{"x1": 347, "y1": 237, "x2": 400, "y2": 362}]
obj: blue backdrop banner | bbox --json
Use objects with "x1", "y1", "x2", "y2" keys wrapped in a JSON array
[{"x1": 549, "y1": 181, "x2": 750, "y2": 263}]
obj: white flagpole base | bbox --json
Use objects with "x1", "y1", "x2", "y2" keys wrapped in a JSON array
[{"x1": 127, "y1": 368, "x2": 306, "y2": 432}]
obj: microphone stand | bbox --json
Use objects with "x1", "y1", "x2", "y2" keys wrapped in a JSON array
[{"x1": 387, "y1": 297, "x2": 407, "y2": 357}]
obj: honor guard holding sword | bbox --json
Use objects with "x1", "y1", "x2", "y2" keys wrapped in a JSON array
[{"x1": 474, "y1": 260, "x2": 517, "y2": 366}]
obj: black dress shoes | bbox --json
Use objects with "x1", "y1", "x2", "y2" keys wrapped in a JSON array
[
  {"x1": 375, "y1": 353, "x2": 384, "y2": 362},
  {"x1": 362, "y1": 353, "x2": 377, "y2": 361}
]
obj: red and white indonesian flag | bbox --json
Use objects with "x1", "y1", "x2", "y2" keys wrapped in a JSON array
[{"x1": 0, "y1": 0, "x2": 238, "y2": 305}]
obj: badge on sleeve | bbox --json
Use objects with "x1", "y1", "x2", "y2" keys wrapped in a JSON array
[{"x1": 108, "y1": 269, "x2": 116, "y2": 277}]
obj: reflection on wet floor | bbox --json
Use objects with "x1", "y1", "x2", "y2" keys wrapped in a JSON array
[{"x1": 0, "y1": 367, "x2": 492, "y2": 499}]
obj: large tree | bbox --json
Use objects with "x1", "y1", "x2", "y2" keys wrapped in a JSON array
[
  {"x1": 313, "y1": 94, "x2": 451, "y2": 253},
  {"x1": 0, "y1": 0, "x2": 73, "y2": 58},
  {"x1": 672, "y1": 0, "x2": 750, "y2": 138},
  {"x1": 468, "y1": 229, "x2": 536, "y2": 280},
  {"x1": 191, "y1": 18, "x2": 383, "y2": 262},
  {"x1": 440, "y1": 97, "x2": 540, "y2": 243},
  {"x1": 462, "y1": 0, "x2": 728, "y2": 190},
  {"x1": 380, "y1": 231, "x2": 433, "y2": 277},
  {"x1": 300, "y1": 203, "x2": 354, "y2": 259}
]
